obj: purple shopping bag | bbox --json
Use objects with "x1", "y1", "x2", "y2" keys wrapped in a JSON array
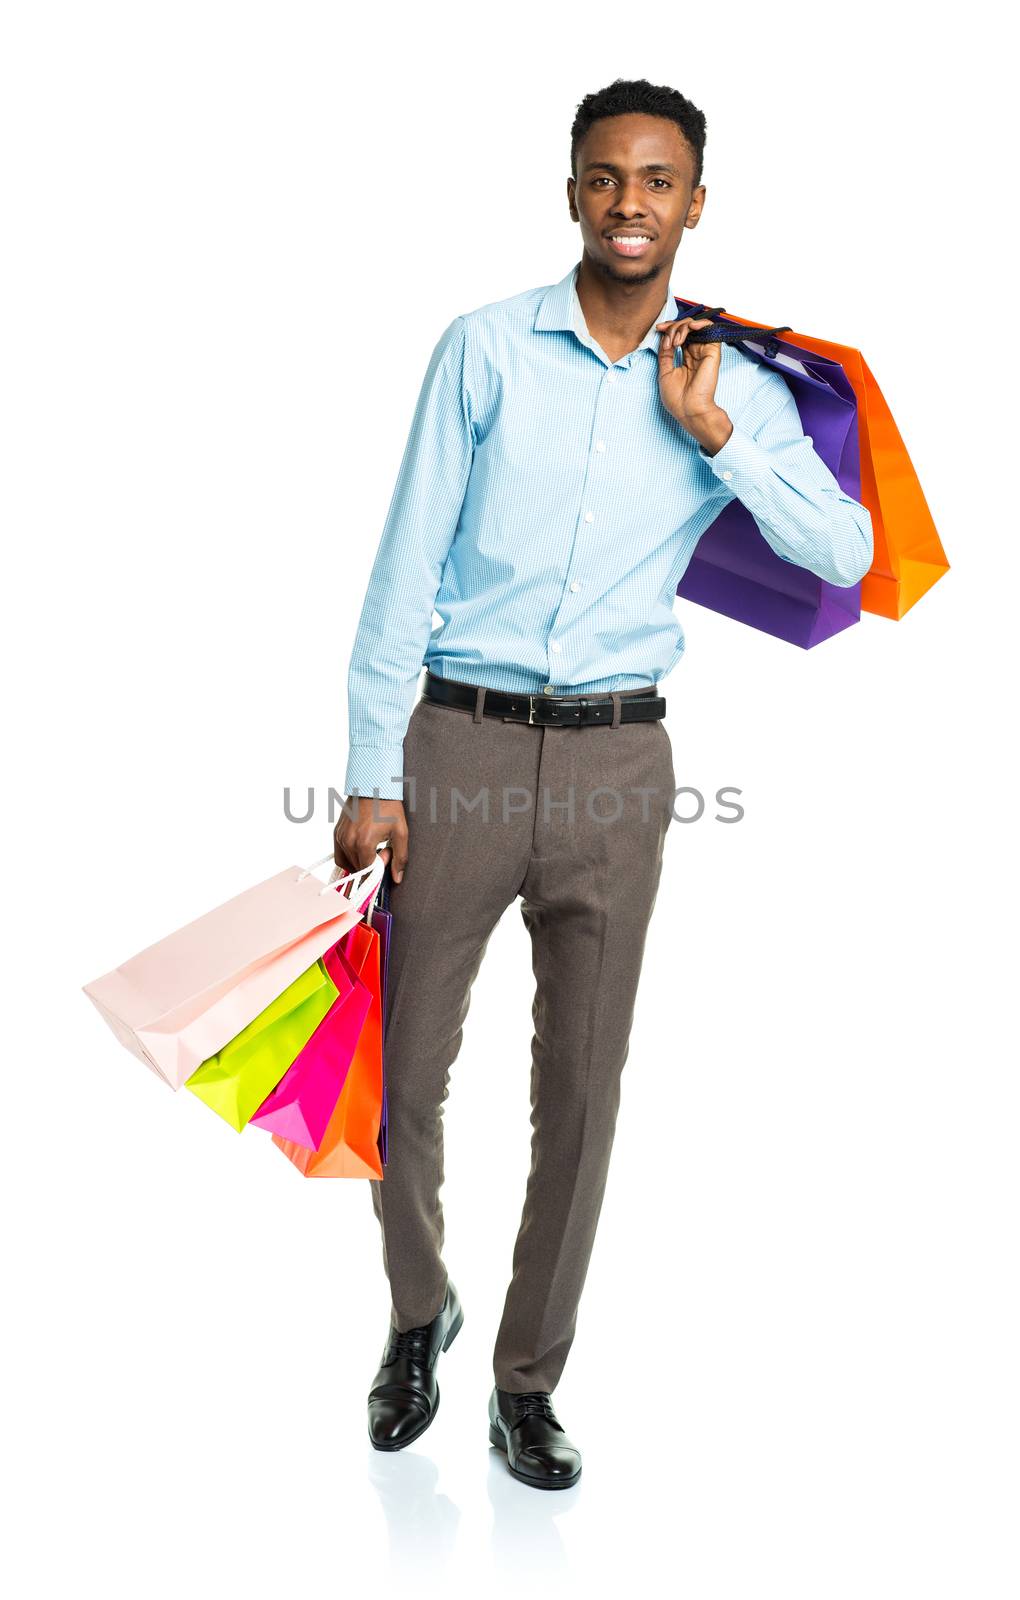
[
  {"x1": 371, "y1": 871, "x2": 393, "y2": 1167},
  {"x1": 673, "y1": 297, "x2": 862, "y2": 648}
]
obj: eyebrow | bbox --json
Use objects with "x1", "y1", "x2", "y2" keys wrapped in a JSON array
[{"x1": 580, "y1": 161, "x2": 687, "y2": 178}]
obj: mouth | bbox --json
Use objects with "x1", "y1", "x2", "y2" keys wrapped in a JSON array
[{"x1": 605, "y1": 233, "x2": 655, "y2": 257}]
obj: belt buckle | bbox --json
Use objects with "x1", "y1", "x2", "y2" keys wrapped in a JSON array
[{"x1": 527, "y1": 695, "x2": 537, "y2": 725}]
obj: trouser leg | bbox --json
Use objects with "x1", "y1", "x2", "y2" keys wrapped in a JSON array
[
  {"x1": 368, "y1": 695, "x2": 536, "y2": 1330},
  {"x1": 492, "y1": 712, "x2": 675, "y2": 1392}
]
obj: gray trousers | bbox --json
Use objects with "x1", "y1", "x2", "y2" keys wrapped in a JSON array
[{"x1": 369, "y1": 679, "x2": 675, "y2": 1393}]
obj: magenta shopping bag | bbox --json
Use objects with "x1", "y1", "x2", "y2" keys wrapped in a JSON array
[
  {"x1": 248, "y1": 941, "x2": 373, "y2": 1150},
  {"x1": 672, "y1": 298, "x2": 862, "y2": 648}
]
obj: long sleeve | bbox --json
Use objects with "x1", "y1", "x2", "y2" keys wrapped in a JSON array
[
  {"x1": 697, "y1": 365, "x2": 874, "y2": 587},
  {"x1": 344, "y1": 315, "x2": 474, "y2": 799}
]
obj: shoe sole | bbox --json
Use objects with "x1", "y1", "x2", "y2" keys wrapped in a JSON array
[
  {"x1": 368, "y1": 1306, "x2": 465, "y2": 1453},
  {"x1": 488, "y1": 1423, "x2": 582, "y2": 1490}
]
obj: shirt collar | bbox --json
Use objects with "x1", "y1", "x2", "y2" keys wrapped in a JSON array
[{"x1": 534, "y1": 259, "x2": 679, "y2": 359}]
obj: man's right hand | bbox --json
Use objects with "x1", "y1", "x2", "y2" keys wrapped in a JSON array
[{"x1": 335, "y1": 796, "x2": 408, "y2": 883}]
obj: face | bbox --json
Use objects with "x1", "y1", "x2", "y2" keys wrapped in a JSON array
[{"x1": 567, "y1": 113, "x2": 705, "y2": 285}]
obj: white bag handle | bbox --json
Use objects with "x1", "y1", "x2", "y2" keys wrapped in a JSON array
[{"x1": 295, "y1": 840, "x2": 390, "y2": 899}]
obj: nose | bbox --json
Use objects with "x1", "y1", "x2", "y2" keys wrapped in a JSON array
[{"x1": 611, "y1": 182, "x2": 649, "y2": 217}]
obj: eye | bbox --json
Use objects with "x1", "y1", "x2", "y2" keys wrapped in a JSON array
[{"x1": 590, "y1": 175, "x2": 671, "y2": 190}]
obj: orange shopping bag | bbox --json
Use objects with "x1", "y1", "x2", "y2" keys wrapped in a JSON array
[
  {"x1": 692, "y1": 302, "x2": 950, "y2": 620},
  {"x1": 272, "y1": 918, "x2": 384, "y2": 1179}
]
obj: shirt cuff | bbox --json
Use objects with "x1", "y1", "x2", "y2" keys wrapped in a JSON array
[
  {"x1": 697, "y1": 423, "x2": 774, "y2": 495},
  {"x1": 343, "y1": 745, "x2": 407, "y2": 802}
]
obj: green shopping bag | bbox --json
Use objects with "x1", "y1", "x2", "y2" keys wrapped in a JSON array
[{"x1": 184, "y1": 956, "x2": 336, "y2": 1132}]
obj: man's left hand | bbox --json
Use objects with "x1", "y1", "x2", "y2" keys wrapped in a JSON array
[{"x1": 656, "y1": 316, "x2": 734, "y2": 456}]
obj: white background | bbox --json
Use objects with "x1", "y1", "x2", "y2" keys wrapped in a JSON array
[{"x1": 2, "y1": 3, "x2": 1016, "y2": 1595}]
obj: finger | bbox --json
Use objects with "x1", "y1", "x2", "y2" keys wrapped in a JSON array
[
  {"x1": 657, "y1": 316, "x2": 691, "y2": 350},
  {"x1": 656, "y1": 315, "x2": 715, "y2": 354},
  {"x1": 658, "y1": 336, "x2": 684, "y2": 380},
  {"x1": 655, "y1": 315, "x2": 714, "y2": 333},
  {"x1": 391, "y1": 840, "x2": 408, "y2": 883},
  {"x1": 677, "y1": 316, "x2": 715, "y2": 348},
  {"x1": 340, "y1": 830, "x2": 373, "y2": 872},
  {"x1": 334, "y1": 821, "x2": 352, "y2": 870},
  {"x1": 659, "y1": 332, "x2": 699, "y2": 369},
  {"x1": 683, "y1": 336, "x2": 720, "y2": 365}
]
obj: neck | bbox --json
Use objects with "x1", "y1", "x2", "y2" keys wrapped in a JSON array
[{"x1": 575, "y1": 252, "x2": 675, "y2": 347}]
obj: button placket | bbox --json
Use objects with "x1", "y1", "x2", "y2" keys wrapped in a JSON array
[{"x1": 547, "y1": 367, "x2": 618, "y2": 674}]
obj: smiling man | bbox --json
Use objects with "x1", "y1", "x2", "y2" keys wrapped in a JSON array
[{"x1": 336, "y1": 77, "x2": 873, "y2": 1490}]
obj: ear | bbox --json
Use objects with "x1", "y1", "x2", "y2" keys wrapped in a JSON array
[{"x1": 685, "y1": 185, "x2": 707, "y2": 229}]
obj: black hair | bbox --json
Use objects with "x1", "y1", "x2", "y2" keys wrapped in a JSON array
[{"x1": 570, "y1": 78, "x2": 707, "y2": 190}]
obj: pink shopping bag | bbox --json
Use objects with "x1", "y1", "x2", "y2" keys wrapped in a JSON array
[
  {"x1": 248, "y1": 941, "x2": 373, "y2": 1148},
  {"x1": 83, "y1": 853, "x2": 386, "y2": 1090}
]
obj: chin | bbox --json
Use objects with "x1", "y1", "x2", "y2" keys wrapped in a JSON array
[{"x1": 592, "y1": 252, "x2": 663, "y2": 287}]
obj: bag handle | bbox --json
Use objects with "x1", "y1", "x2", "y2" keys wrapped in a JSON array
[
  {"x1": 295, "y1": 843, "x2": 389, "y2": 900},
  {"x1": 673, "y1": 299, "x2": 792, "y2": 359}
]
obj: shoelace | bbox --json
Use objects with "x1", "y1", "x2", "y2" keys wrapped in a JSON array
[
  {"x1": 509, "y1": 1392, "x2": 561, "y2": 1427},
  {"x1": 391, "y1": 1325, "x2": 431, "y2": 1362},
  {"x1": 676, "y1": 301, "x2": 792, "y2": 359}
]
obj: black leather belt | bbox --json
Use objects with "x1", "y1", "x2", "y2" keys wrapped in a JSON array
[{"x1": 422, "y1": 670, "x2": 666, "y2": 727}]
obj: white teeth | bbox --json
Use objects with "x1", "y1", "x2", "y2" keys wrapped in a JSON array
[{"x1": 611, "y1": 235, "x2": 651, "y2": 244}]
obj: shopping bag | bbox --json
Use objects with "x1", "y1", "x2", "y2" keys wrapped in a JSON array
[
  {"x1": 184, "y1": 952, "x2": 342, "y2": 1133},
  {"x1": 83, "y1": 852, "x2": 386, "y2": 1090},
  {"x1": 787, "y1": 335, "x2": 948, "y2": 620},
  {"x1": 673, "y1": 298, "x2": 863, "y2": 647},
  {"x1": 674, "y1": 298, "x2": 948, "y2": 636},
  {"x1": 272, "y1": 917, "x2": 385, "y2": 1179},
  {"x1": 247, "y1": 941, "x2": 373, "y2": 1148}
]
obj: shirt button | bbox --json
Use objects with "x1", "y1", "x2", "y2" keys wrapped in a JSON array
[
  {"x1": 543, "y1": 685, "x2": 556, "y2": 694},
  {"x1": 595, "y1": 440, "x2": 606, "y2": 452},
  {"x1": 550, "y1": 641, "x2": 562, "y2": 654},
  {"x1": 570, "y1": 581, "x2": 581, "y2": 593},
  {"x1": 722, "y1": 470, "x2": 733, "y2": 480},
  {"x1": 584, "y1": 511, "x2": 594, "y2": 523},
  {"x1": 606, "y1": 372, "x2": 616, "y2": 384}
]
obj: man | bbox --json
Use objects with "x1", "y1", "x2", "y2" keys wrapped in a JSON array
[{"x1": 335, "y1": 77, "x2": 873, "y2": 1490}]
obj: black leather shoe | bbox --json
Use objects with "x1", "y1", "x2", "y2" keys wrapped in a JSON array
[
  {"x1": 367, "y1": 1283, "x2": 464, "y2": 1451},
  {"x1": 488, "y1": 1387, "x2": 582, "y2": 1489}
]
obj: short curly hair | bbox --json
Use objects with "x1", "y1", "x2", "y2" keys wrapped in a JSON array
[{"x1": 570, "y1": 77, "x2": 707, "y2": 190}]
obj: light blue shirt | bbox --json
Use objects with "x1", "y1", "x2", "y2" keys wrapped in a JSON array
[{"x1": 345, "y1": 260, "x2": 873, "y2": 798}]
